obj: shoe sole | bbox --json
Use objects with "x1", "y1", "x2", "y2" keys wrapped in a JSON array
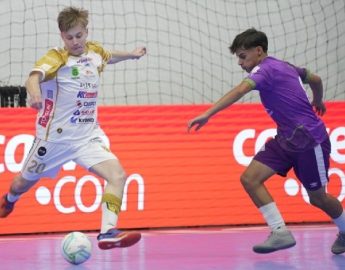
[
  {"x1": 98, "y1": 232, "x2": 141, "y2": 250},
  {"x1": 253, "y1": 241, "x2": 296, "y2": 254},
  {"x1": 331, "y1": 249, "x2": 345, "y2": 255}
]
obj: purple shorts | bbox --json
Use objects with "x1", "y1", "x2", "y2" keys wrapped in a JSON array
[{"x1": 254, "y1": 137, "x2": 331, "y2": 191}]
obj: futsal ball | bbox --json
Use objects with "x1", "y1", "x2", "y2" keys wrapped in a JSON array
[{"x1": 61, "y1": 231, "x2": 92, "y2": 265}]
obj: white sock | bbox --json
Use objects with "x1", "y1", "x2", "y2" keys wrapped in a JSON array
[
  {"x1": 101, "y1": 202, "x2": 118, "y2": 233},
  {"x1": 259, "y1": 202, "x2": 286, "y2": 231},
  {"x1": 7, "y1": 193, "x2": 20, "y2": 203},
  {"x1": 333, "y1": 210, "x2": 345, "y2": 233}
]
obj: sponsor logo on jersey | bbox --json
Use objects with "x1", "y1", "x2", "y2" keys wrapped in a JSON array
[
  {"x1": 70, "y1": 116, "x2": 95, "y2": 124},
  {"x1": 83, "y1": 101, "x2": 96, "y2": 107},
  {"x1": 47, "y1": 90, "x2": 54, "y2": 99},
  {"x1": 77, "y1": 91, "x2": 98, "y2": 98},
  {"x1": 79, "y1": 82, "x2": 97, "y2": 89},
  {"x1": 75, "y1": 100, "x2": 96, "y2": 108},
  {"x1": 71, "y1": 66, "x2": 80, "y2": 78},
  {"x1": 81, "y1": 109, "x2": 95, "y2": 115},
  {"x1": 78, "y1": 118, "x2": 95, "y2": 123},
  {"x1": 77, "y1": 57, "x2": 92, "y2": 64},
  {"x1": 70, "y1": 117, "x2": 78, "y2": 124},
  {"x1": 73, "y1": 109, "x2": 94, "y2": 116},
  {"x1": 37, "y1": 146, "x2": 47, "y2": 156},
  {"x1": 38, "y1": 99, "x2": 54, "y2": 127},
  {"x1": 84, "y1": 69, "x2": 96, "y2": 77}
]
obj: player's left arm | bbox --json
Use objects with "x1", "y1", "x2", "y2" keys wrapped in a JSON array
[
  {"x1": 108, "y1": 47, "x2": 146, "y2": 64},
  {"x1": 306, "y1": 72, "x2": 326, "y2": 116}
]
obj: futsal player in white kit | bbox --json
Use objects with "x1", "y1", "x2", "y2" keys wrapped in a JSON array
[{"x1": 0, "y1": 6, "x2": 146, "y2": 250}]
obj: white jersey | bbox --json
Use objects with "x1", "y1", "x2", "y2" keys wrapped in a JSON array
[{"x1": 32, "y1": 41, "x2": 111, "y2": 143}]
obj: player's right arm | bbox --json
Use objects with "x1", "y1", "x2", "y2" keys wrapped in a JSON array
[
  {"x1": 306, "y1": 72, "x2": 326, "y2": 116},
  {"x1": 108, "y1": 47, "x2": 147, "y2": 64},
  {"x1": 188, "y1": 80, "x2": 252, "y2": 131},
  {"x1": 25, "y1": 48, "x2": 64, "y2": 110},
  {"x1": 25, "y1": 71, "x2": 43, "y2": 110}
]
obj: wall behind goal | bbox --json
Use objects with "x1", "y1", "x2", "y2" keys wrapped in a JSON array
[{"x1": 0, "y1": 0, "x2": 344, "y2": 105}]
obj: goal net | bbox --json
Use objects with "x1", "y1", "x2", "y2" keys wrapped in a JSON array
[{"x1": 0, "y1": 0, "x2": 344, "y2": 105}]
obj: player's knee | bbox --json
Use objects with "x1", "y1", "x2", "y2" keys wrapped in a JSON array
[
  {"x1": 309, "y1": 194, "x2": 327, "y2": 208},
  {"x1": 119, "y1": 171, "x2": 127, "y2": 185},
  {"x1": 108, "y1": 169, "x2": 127, "y2": 186},
  {"x1": 114, "y1": 162, "x2": 127, "y2": 185},
  {"x1": 240, "y1": 173, "x2": 256, "y2": 191}
]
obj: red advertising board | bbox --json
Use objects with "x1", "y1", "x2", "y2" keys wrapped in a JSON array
[{"x1": 0, "y1": 102, "x2": 344, "y2": 234}]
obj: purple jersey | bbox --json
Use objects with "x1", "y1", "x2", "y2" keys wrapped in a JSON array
[{"x1": 245, "y1": 56, "x2": 328, "y2": 151}]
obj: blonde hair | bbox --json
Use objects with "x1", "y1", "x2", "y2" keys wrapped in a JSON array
[{"x1": 57, "y1": 7, "x2": 89, "y2": 32}]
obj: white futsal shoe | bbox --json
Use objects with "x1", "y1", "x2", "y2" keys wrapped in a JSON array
[{"x1": 253, "y1": 229, "x2": 296, "y2": 254}]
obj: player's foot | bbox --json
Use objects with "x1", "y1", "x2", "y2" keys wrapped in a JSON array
[
  {"x1": 97, "y1": 229, "x2": 141, "y2": 250},
  {"x1": 0, "y1": 194, "x2": 15, "y2": 218},
  {"x1": 331, "y1": 232, "x2": 345, "y2": 255},
  {"x1": 253, "y1": 229, "x2": 296, "y2": 254}
]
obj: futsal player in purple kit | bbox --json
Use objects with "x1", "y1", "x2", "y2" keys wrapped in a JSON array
[{"x1": 188, "y1": 28, "x2": 345, "y2": 254}]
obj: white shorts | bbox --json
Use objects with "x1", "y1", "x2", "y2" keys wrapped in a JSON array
[{"x1": 21, "y1": 136, "x2": 117, "y2": 181}]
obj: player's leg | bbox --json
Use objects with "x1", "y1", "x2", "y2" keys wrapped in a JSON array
[
  {"x1": 0, "y1": 138, "x2": 65, "y2": 218},
  {"x1": 307, "y1": 187, "x2": 343, "y2": 219},
  {"x1": 0, "y1": 174, "x2": 39, "y2": 217},
  {"x1": 241, "y1": 139, "x2": 296, "y2": 253},
  {"x1": 294, "y1": 138, "x2": 345, "y2": 254},
  {"x1": 74, "y1": 134, "x2": 141, "y2": 250},
  {"x1": 89, "y1": 159, "x2": 141, "y2": 249},
  {"x1": 307, "y1": 187, "x2": 345, "y2": 254},
  {"x1": 240, "y1": 159, "x2": 275, "y2": 207}
]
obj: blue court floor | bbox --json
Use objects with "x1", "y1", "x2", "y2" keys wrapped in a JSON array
[{"x1": 0, "y1": 224, "x2": 344, "y2": 270}]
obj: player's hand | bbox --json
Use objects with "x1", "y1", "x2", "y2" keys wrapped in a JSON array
[
  {"x1": 28, "y1": 95, "x2": 43, "y2": 110},
  {"x1": 131, "y1": 47, "x2": 146, "y2": 59},
  {"x1": 187, "y1": 114, "x2": 209, "y2": 132},
  {"x1": 311, "y1": 100, "x2": 326, "y2": 116}
]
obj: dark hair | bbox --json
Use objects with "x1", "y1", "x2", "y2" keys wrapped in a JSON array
[{"x1": 229, "y1": 28, "x2": 268, "y2": 54}]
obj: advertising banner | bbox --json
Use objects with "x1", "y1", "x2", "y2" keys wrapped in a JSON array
[{"x1": 0, "y1": 103, "x2": 344, "y2": 234}]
